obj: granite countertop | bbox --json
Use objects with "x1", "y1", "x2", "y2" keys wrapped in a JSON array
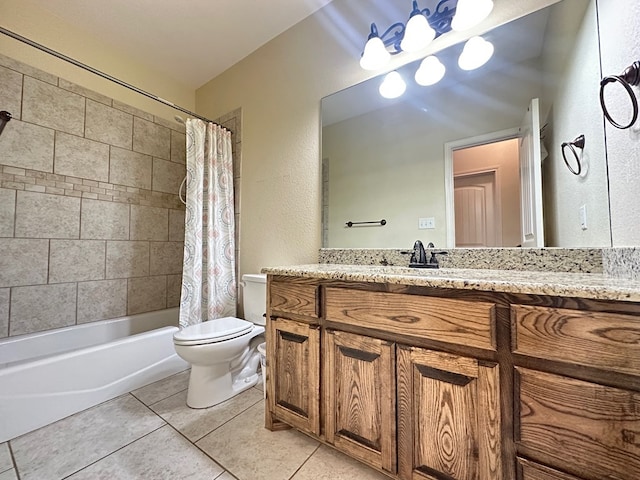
[{"x1": 262, "y1": 264, "x2": 640, "y2": 302}]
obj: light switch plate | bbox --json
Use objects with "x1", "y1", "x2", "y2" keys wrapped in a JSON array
[{"x1": 419, "y1": 217, "x2": 435, "y2": 229}]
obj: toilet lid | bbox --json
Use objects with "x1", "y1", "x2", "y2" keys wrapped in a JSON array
[{"x1": 173, "y1": 317, "x2": 253, "y2": 345}]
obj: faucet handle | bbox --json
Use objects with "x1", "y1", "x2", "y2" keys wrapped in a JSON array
[{"x1": 428, "y1": 251, "x2": 448, "y2": 266}]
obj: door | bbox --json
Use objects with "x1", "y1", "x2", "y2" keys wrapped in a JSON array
[
  {"x1": 267, "y1": 317, "x2": 320, "y2": 435},
  {"x1": 324, "y1": 330, "x2": 397, "y2": 473},
  {"x1": 519, "y1": 98, "x2": 544, "y2": 247},
  {"x1": 397, "y1": 346, "x2": 501, "y2": 480},
  {"x1": 454, "y1": 171, "x2": 499, "y2": 247}
]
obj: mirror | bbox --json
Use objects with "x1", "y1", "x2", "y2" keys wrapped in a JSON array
[{"x1": 321, "y1": 0, "x2": 611, "y2": 249}]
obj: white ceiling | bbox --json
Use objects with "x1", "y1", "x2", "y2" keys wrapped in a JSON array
[{"x1": 27, "y1": 0, "x2": 335, "y2": 89}]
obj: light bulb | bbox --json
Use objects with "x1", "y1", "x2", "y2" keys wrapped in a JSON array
[
  {"x1": 360, "y1": 36, "x2": 390, "y2": 70},
  {"x1": 452, "y1": 0, "x2": 494, "y2": 31},
  {"x1": 415, "y1": 55, "x2": 446, "y2": 86},
  {"x1": 379, "y1": 71, "x2": 406, "y2": 99},
  {"x1": 458, "y1": 36, "x2": 494, "y2": 70},
  {"x1": 400, "y1": 14, "x2": 435, "y2": 53}
]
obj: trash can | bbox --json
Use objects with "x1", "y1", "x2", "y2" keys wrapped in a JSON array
[{"x1": 257, "y1": 342, "x2": 267, "y2": 398}]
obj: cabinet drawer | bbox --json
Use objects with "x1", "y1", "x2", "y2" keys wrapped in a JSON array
[
  {"x1": 518, "y1": 457, "x2": 583, "y2": 480},
  {"x1": 512, "y1": 304, "x2": 640, "y2": 375},
  {"x1": 270, "y1": 281, "x2": 318, "y2": 318},
  {"x1": 516, "y1": 367, "x2": 640, "y2": 480},
  {"x1": 325, "y1": 287, "x2": 496, "y2": 351}
]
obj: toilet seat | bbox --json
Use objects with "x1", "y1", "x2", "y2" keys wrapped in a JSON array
[{"x1": 173, "y1": 317, "x2": 254, "y2": 346}]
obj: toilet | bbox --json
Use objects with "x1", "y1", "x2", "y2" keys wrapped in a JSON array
[{"x1": 173, "y1": 273, "x2": 267, "y2": 408}]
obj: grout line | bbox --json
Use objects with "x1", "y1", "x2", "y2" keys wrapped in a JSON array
[
  {"x1": 191, "y1": 394, "x2": 264, "y2": 445},
  {"x1": 287, "y1": 443, "x2": 322, "y2": 480},
  {"x1": 6, "y1": 441, "x2": 21, "y2": 480}
]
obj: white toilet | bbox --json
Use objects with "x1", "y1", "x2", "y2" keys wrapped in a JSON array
[{"x1": 173, "y1": 273, "x2": 266, "y2": 408}]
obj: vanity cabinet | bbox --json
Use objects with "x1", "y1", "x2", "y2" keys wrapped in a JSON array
[
  {"x1": 265, "y1": 273, "x2": 640, "y2": 480},
  {"x1": 511, "y1": 304, "x2": 640, "y2": 480}
]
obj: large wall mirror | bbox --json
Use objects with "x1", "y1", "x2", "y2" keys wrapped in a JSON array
[{"x1": 321, "y1": 0, "x2": 611, "y2": 249}]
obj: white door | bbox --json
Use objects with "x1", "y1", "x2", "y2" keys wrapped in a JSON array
[
  {"x1": 519, "y1": 98, "x2": 544, "y2": 247},
  {"x1": 454, "y1": 172, "x2": 498, "y2": 247}
]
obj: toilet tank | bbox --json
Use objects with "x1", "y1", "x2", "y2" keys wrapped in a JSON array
[{"x1": 241, "y1": 274, "x2": 267, "y2": 326}]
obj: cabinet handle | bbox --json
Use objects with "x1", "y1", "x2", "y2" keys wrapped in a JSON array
[{"x1": 416, "y1": 364, "x2": 473, "y2": 386}]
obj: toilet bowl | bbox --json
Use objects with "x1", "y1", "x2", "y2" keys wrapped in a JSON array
[{"x1": 173, "y1": 274, "x2": 267, "y2": 409}]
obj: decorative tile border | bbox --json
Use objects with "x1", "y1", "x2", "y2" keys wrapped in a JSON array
[{"x1": 1, "y1": 164, "x2": 184, "y2": 210}]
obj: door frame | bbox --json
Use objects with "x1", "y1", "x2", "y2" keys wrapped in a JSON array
[
  {"x1": 454, "y1": 167, "x2": 503, "y2": 247},
  {"x1": 444, "y1": 127, "x2": 520, "y2": 248}
]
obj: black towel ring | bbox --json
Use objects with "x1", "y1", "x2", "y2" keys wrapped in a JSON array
[
  {"x1": 561, "y1": 135, "x2": 585, "y2": 176},
  {"x1": 600, "y1": 61, "x2": 640, "y2": 129}
]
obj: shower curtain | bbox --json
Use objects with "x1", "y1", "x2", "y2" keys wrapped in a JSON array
[{"x1": 179, "y1": 119, "x2": 236, "y2": 328}]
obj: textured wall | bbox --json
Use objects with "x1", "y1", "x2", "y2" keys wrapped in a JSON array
[
  {"x1": 0, "y1": 54, "x2": 187, "y2": 338},
  {"x1": 598, "y1": 0, "x2": 640, "y2": 246}
]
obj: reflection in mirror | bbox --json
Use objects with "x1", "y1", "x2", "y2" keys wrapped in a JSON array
[{"x1": 321, "y1": 0, "x2": 611, "y2": 249}]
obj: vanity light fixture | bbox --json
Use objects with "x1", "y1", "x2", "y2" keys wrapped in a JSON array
[
  {"x1": 415, "y1": 55, "x2": 446, "y2": 86},
  {"x1": 360, "y1": 0, "x2": 457, "y2": 71},
  {"x1": 451, "y1": 0, "x2": 494, "y2": 31},
  {"x1": 458, "y1": 36, "x2": 494, "y2": 70},
  {"x1": 379, "y1": 71, "x2": 407, "y2": 99}
]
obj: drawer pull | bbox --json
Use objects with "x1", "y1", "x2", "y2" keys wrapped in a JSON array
[
  {"x1": 338, "y1": 346, "x2": 380, "y2": 363},
  {"x1": 416, "y1": 364, "x2": 474, "y2": 387},
  {"x1": 280, "y1": 331, "x2": 307, "y2": 344}
]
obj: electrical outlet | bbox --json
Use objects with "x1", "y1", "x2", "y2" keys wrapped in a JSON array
[
  {"x1": 580, "y1": 204, "x2": 587, "y2": 230},
  {"x1": 419, "y1": 217, "x2": 435, "y2": 229}
]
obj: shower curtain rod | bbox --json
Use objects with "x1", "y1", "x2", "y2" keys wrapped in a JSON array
[{"x1": 0, "y1": 26, "x2": 218, "y2": 126}]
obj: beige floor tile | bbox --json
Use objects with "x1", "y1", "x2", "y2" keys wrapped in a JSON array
[
  {"x1": 216, "y1": 472, "x2": 238, "y2": 480},
  {"x1": 0, "y1": 443, "x2": 12, "y2": 473},
  {"x1": 196, "y1": 401, "x2": 319, "y2": 480},
  {"x1": 131, "y1": 369, "x2": 190, "y2": 406},
  {"x1": 11, "y1": 394, "x2": 165, "y2": 480},
  {"x1": 0, "y1": 469, "x2": 17, "y2": 480},
  {"x1": 67, "y1": 425, "x2": 223, "y2": 479},
  {"x1": 151, "y1": 387, "x2": 263, "y2": 442},
  {"x1": 291, "y1": 444, "x2": 389, "y2": 480}
]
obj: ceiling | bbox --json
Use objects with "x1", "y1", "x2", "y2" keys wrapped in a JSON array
[{"x1": 27, "y1": 0, "x2": 335, "y2": 89}]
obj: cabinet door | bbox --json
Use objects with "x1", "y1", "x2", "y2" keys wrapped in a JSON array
[
  {"x1": 267, "y1": 317, "x2": 320, "y2": 435},
  {"x1": 324, "y1": 330, "x2": 396, "y2": 473},
  {"x1": 397, "y1": 346, "x2": 501, "y2": 480}
]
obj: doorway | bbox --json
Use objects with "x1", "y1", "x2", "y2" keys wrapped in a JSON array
[{"x1": 454, "y1": 170, "x2": 500, "y2": 247}]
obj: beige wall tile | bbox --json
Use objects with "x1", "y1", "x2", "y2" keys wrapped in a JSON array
[
  {"x1": 169, "y1": 209, "x2": 185, "y2": 242},
  {"x1": 15, "y1": 191, "x2": 80, "y2": 238},
  {"x1": 10, "y1": 283, "x2": 76, "y2": 336},
  {"x1": 0, "y1": 65, "x2": 22, "y2": 120},
  {"x1": 113, "y1": 100, "x2": 153, "y2": 121},
  {"x1": 85, "y1": 100, "x2": 133, "y2": 149},
  {"x1": 81, "y1": 199, "x2": 129, "y2": 240},
  {"x1": 0, "y1": 188, "x2": 16, "y2": 237},
  {"x1": 170, "y1": 130, "x2": 186, "y2": 164},
  {"x1": 49, "y1": 240, "x2": 105, "y2": 283},
  {"x1": 0, "y1": 119, "x2": 54, "y2": 171},
  {"x1": 22, "y1": 77, "x2": 84, "y2": 136},
  {"x1": 109, "y1": 147, "x2": 152, "y2": 189},
  {"x1": 150, "y1": 242, "x2": 183, "y2": 275},
  {"x1": 166, "y1": 274, "x2": 182, "y2": 308},
  {"x1": 77, "y1": 279, "x2": 127, "y2": 323},
  {"x1": 130, "y1": 205, "x2": 168, "y2": 241},
  {"x1": 0, "y1": 238, "x2": 49, "y2": 288},
  {"x1": 152, "y1": 158, "x2": 185, "y2": 194},
  {"x1": 133, "y1": 117, "x2": 170, "y2": 160},
  {"x1": 54, "y1": 132, "x2": 110, "y2": 182},
  {"x1": 0, "y1": 53, "x2": 58, "y2": 85},
  {"x1": 106, "y1": 241, "x2": 149, "y2": 279},
  {"x1": 0, "y1": 288, "x2": 8, "y2": 338},
  {"x1": 58, "y1": 80, "x2": 112, "y2": 106},
  {"x1": 128, "y1": 276, "x2": 166, "y2": 315}
]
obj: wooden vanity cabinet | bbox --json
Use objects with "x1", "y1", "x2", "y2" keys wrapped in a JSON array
[
  {"x1": 397, "y1": 346, "x2": 501, "y2": 480},
  {"x1": 512, "y1": 304, "x2": 640, "y2": 480}
]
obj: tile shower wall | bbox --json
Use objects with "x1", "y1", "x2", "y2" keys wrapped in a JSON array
[{"x1": 0, "y1": 53, "x2": 243, "y2": 338}]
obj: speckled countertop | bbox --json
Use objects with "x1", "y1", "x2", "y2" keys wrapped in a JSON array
[{"x1": 262, "y1": 264, "x2": 640, "y2": 303}]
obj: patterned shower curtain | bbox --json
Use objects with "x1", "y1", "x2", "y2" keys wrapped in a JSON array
[{"x1": 179, "y1": 119, "x2": 236, "y2": 328}]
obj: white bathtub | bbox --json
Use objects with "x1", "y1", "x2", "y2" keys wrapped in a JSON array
[{"x1": 0, "y1": 308, "x2": 188, "y2": 442}]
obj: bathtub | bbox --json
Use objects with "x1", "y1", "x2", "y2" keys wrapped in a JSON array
[{"x1": 0, "y1": 308, "x2": 188, "y2": 442}]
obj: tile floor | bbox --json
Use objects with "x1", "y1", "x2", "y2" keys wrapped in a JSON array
[{"x1": 0, "y1": 371, "x2": 389, "y2": 480}]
